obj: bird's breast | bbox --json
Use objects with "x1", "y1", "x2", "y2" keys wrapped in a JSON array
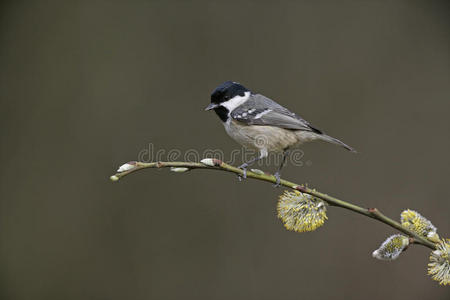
[{"x1": 223, "y1": 119, "x2": 303, "y2": 152}]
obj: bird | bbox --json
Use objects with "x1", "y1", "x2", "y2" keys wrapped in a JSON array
[{"x1": 205, "y1": 81, "x2": 355, "y2": 186}]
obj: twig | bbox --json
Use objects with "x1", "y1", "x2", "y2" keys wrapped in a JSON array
[{"x1": 110, "y1": 159, "x2": 437, "y2": 250}]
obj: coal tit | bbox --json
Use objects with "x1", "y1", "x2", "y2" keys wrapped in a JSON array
[{"x1": 205, "y1": 81, "x2": 355, "y2": 185}]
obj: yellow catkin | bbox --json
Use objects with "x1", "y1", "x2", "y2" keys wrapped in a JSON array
[
  {"x1": 401, "y1": 209, "x2": 438, "y2": 241},
  {"x1": 277, "y1": 190, "x2": 327, "y2": 233},
  {"x1": 428, "y1": 239, "x2": 450, "y2": 286}
]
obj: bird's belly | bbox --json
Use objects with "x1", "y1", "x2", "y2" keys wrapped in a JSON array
[{"x1": 224, "y1": 120, "x2": 302, "y2": 153}]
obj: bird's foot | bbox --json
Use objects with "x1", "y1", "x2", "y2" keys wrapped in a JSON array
[
  {"x1": 237, "y1": 163, "x2": 248, "y2": 181},
  {"x1": 273, "y1": 172, "x2": 281, "y2": 187}
]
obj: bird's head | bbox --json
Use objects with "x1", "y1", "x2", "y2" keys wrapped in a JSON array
[{"x1": 205, "y1": 81, "x2": 250, "y2": 121}]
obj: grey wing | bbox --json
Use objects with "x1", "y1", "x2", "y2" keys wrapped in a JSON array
[{"x1": 230, "y1": 94, "x2": 322, "y2": 133}]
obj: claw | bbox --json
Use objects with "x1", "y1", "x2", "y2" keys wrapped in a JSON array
[
  {"x1": 238, "y1": 163, "x2": 248, "y2": 181},
  {"x1": 273, "y1": 172, "x2": 281, "y2": 187}
]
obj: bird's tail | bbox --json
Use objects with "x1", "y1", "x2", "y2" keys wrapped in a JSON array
[{"x1": 318, "y1": 134, "x2": 356, "y2": 153}]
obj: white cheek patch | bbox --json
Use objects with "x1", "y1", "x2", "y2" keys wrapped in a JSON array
[{"x1": 221, "y1": 91, "x2": 251, "y2": 112}]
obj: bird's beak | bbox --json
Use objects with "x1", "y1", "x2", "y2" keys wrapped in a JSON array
[{"x1": 204, "y1": 103, "x2": 218, "y2": 111}]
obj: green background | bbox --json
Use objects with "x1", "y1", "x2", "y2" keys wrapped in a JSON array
[{"x1": 1, "y1": 1, "x2": 449, "y2": 299}]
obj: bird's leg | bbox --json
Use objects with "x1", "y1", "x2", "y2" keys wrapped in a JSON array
[
  {"x1": 273, "y1": 149, "x2": 290, "y2": 187},
  {"x1": 238, "y1": 157, "x2": 259, "y2": 180},
  {"x1": 238, "y1": 151, "x2": 266, "y2": 181}
]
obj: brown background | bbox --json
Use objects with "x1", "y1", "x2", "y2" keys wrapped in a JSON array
[{"x1": 1, "y1": 1, "x2": 449, "y2": 299}]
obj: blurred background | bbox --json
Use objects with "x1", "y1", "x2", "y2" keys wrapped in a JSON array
[{"x1": 1, "y1": 1, "x2": 449, "y2": 299}]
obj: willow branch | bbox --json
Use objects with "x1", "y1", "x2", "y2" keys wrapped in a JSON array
[{"x1": 110, "y1": 159, "x2": 437, "y2": 250}]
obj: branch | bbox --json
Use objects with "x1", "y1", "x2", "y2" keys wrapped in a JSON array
[{"x1": 110, "y1": 159, "x2": 437, "y2": 250}]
